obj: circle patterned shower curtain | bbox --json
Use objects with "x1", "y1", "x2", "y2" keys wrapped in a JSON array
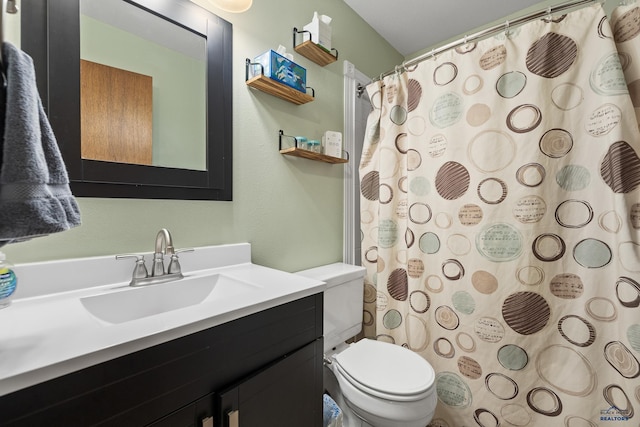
[{"x1": 359, "y1": 3, "x2": 640, "y2": 425}]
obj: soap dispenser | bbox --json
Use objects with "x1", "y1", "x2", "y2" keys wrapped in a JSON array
[{"x1": 0, "y1": 251, "x2": 17, "y2": 309}]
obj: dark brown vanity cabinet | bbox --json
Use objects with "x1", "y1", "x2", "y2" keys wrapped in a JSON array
[
  {"x1": 0, "y1": 294, "x2": 323, "y2": 427},
  {"x1": 216, "y1": 339, "x2": 320, "y2": 427}
]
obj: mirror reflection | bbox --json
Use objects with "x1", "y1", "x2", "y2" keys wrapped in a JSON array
[{"x1": 80, "y1": 0, "x2": 207, "y2": 171}]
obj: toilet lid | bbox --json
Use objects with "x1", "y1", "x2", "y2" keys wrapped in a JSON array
[{"x1": 334, "y1": 339, "x2": 435, "y2": 397}]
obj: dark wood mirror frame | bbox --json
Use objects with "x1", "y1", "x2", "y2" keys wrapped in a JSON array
[{"x1": 21, "y1": 0, "x2": 233, "y2": 200}]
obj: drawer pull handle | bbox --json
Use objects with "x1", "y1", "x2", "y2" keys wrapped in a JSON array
[{"x1": 228, "y1": 409, "x2": 239, "y2": 427}]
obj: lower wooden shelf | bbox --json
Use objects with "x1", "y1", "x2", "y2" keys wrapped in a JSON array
[{"x1": 280, "y1": 147, "x2": 348, "y2": 164}]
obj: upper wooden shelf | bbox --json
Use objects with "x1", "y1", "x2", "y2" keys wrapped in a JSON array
[
  {"x1": 245, "y1": 59, "x2": 314, "y2": 105},
  {"x1": 293, "y1": 28, "x2": 338, "y2": 67},
  {"x1": 294, "y1": 40, "x2": 337, "y2": 66}
]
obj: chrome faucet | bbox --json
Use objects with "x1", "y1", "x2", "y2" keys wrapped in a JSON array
[
  {"x1": 152, "y1": 228, "x2": 175, "y2": 276},
  {"x1": 117, "y1": 228, "x2": 193, "y2": 286}
]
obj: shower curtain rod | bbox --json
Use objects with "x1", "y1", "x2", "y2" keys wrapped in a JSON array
[{"x1": 374, "y1": 0, "x2": 601, "y2": 82}]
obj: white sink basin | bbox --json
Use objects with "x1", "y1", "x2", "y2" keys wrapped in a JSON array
[
  {"x1": 80, "y1": 273, "x2": 260, "y2": 324},
  {"x1": 0, "y1": 244, "x2": 327, "y2": 398}
]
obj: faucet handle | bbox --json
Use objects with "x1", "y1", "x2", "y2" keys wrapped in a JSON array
[
  {"x1": 167, "y1": 248, "x2": 194, "y2": 275},
  {"x1": 116, "y1": 254, "x2": 149, "y2": 280}
]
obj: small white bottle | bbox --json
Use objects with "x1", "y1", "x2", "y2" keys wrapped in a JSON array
[{"x1": 0, "y1": 251, "x2": 17, "y2": 309}]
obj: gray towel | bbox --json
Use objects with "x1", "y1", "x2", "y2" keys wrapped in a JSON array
[{"x1": 0, "y1": 42, "x2": 81, "y2": 245}]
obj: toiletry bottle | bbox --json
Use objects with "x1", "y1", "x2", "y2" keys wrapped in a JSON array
[
  {"x1": 296, "y1": 136, "x2": 309, "y2": 150},
  {"x1": 0, "y1": 251, "x2": 17, "y2": 309},
  {"x1": 309, "y1": 139, "x2": 322, "y2": 153}
]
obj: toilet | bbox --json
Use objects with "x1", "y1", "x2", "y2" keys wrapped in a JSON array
[{"x1": 296, "y1": 263, "x2": 437, "y2": 427}]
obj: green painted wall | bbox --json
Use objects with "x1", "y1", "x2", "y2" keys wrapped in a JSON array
[{"x1": 3, "y1": 0, "x2": 403, "y2": 272}]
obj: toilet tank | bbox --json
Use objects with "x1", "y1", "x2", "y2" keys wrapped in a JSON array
[{"x1": 296, "y1": 263, "x2": 366, "y2": 352}]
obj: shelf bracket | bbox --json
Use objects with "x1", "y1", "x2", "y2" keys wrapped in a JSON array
[
  {"x1": 279, "y1": 129, "x2": 301, "y2": 150},
  {"x1": 245, "y1": 58, "x2": 264, "y2": 82},
  {"x1": 292, "y1": 26, "x2": 312, "y2": 46},
  {"x1": 305, "y1": 85, "x2": 315, "y2": 97}
]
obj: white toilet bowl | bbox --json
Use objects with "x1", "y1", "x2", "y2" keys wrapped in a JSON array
[
  {"x1": 295, "y1": 263, "x2": 437, "y2": 427},
  {"x1": 327, "y1": 339, "x2": 437, "y2": 427}
]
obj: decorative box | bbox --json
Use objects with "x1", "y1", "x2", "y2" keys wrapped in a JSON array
[{"x1": 253, "y1": 50, "x2": 306, "y2": 93}]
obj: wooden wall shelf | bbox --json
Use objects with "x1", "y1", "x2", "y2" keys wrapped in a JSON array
[
  {"x1": 293, "y1": 28, "x2": 338, "y2": 67},
  {"x1": 246, "y1": 75, "x2": 314, "y2": 105},
  {"x1": 279, "y1": 130, "x2": 348, "y2": 164},
  {"x1": 245, "y1": 59, "x2": 314, "y2": 105},
  {"x1": 294, "y1": 40, "x2": 337, "y2": 66},
  {"x1": 280, "y1": 147, "x2": 348, "y2": 164}
]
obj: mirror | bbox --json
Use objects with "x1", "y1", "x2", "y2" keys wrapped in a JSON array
[{"x1": 21, "y1": 0, "x2": 233, "y2": 200}]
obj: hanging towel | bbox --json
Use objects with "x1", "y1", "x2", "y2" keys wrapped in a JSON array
[{"x1": 0, "y1": 42, "x2": 81, "y2": 245}]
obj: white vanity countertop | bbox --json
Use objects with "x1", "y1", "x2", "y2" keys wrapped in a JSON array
[{"x1": 0, "y1": 243, "x2": 325, "y2": 396}]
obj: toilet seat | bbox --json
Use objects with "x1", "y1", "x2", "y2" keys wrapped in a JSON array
[{"x1": 333, "y1": 339, "x2": 435, "y2": 402}]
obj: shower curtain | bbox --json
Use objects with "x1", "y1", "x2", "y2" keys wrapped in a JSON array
[{"x1": 359, "y1": 3, "x2": 640, "y2": 426}]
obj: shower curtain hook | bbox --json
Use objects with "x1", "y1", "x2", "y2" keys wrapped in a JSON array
[
  {"x1": 401, "y1": 60, "x2": 407, "y2": 72},
  {"x1": 505, "y1": 20, "x2": 511, "y2": 38},
  {"x1": 546, "y1": 6, "x2": 552, "y2": 20},
  {"x1": 430, "y1": 49, "x2": 436, "y2": 61}
]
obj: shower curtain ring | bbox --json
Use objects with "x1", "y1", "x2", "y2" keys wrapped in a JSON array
[
  {"x1": 546, "y1": 6, "x2": 552, "y2": 20},
  {"x1": 430, "y1": 49, "x2": 436, "y2": 60},
  {"x1": 401, "y1": 60, "x2": 407, "y2": 72},
  {"x1": 505, "y1": 20, "x2": 511, "y2": 37}
]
